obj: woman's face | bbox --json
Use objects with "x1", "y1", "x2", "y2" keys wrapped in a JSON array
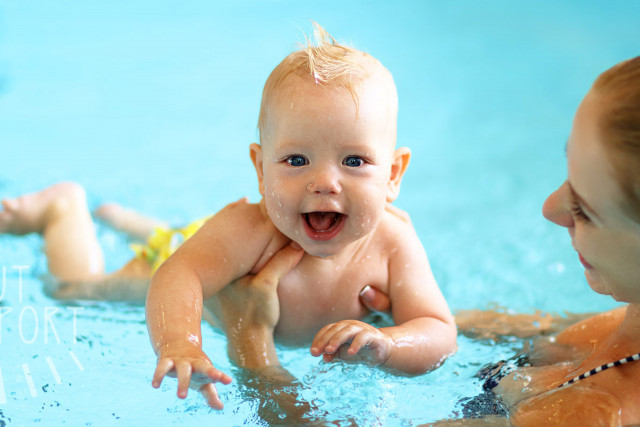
[{"x1": 543, "y1": 91, "x2": 640, "y2": 303}]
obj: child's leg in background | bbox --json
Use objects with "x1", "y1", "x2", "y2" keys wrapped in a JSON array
[{"x1": 1, "y1": 182, "x2": 152, "y2": 301}]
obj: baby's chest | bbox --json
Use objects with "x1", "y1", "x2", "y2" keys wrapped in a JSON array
[{"x1": 274, "y1": 258, "x2": 389, "y2": 344}]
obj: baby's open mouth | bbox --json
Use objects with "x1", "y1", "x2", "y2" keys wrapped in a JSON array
[{"x1": 302, "y1": 212, "x2": 346, "y2": 241}]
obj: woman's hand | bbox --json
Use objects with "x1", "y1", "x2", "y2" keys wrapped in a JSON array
[
  {"x1": 359, "y1": 285, "x2": 391, "y2": 313},
  {"x1": 213, "y1": 242, "x2": 304, "y2": 369},
  {"x1": 211, "y1": 242, "x2": 315, "y2": 423}
]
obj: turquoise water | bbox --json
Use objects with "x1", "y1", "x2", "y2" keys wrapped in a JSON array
[{"x1": 1, "y1": 1, "x2": 639, "y2": 425}]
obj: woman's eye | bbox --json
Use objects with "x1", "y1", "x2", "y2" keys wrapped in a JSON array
[
  {"x1": 286, "y1": 155, "x2": 308, "y2": 167},
  {"x1": 343, "y1": 156, "x2": 364, "y2": 167},
  {"x1": 570, "y1": 202, "x2": 591, "y2": 222}
]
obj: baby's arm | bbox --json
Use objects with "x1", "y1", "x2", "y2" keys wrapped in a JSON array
[
  {"x1": 312, "y1": 216, "x2": 456, "y2": 375},
  {"x1": 146, "y1": 201, "x2": 276, "y2": 408}
]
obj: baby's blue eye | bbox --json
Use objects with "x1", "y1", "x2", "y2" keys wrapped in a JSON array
[
  {"x1": 343, "y1": 156, "x2": 364, "y2": 167},
  {"x1": 287, "y1": 155, "x2": 308, "y2": 167}
]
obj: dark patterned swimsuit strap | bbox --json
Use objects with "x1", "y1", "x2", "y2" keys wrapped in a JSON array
[{"x1": 557, "y1": 352, "x2": 640, "y2": 388}]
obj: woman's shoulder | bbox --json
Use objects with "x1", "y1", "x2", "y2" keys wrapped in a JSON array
[
  {"x1": 511, "y1": 383, "x2": 623, "y2": 426},
  {"x1": 555, "y1": 306, "x2": 627, "y2": 347}
]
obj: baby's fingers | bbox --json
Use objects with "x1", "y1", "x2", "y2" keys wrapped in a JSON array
[
  {"x1": 310, "y1": 323, "x2": 340, "y2": 356},
  {"x1": 152, "y1": 358, "x2": 176, "y2": 388},
  {"x1": 311, "y1": 323, "x2": 358, "y2": 356},
  {"x1": 191, "y1": 360, "x2": 233, "y2": 386},
  {"x1": 199, "y1": 383, "x2": 225, "y2": 410},
  {"x1": 175, "y1": 360, "x2": 195, "y2": 398},
  {"x1": 345, "y1": 330, "x2": 375, "y2": 356}
]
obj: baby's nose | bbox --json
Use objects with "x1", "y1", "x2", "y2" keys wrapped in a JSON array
[{"x1": 307, "y1": 171, "x2": 341, "y2": 194}]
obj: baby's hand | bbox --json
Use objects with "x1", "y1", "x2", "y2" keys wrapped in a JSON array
[
  {"x1": 310, "y1": 320, "x2": 392, "y2": 366},
  {"x1": 152, "y1": 345, "x2": 232, "y2": 409}
]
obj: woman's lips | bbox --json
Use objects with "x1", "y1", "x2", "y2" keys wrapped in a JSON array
[{"x1": 578, "y1": 252, "x2": 593, "y2": 270}]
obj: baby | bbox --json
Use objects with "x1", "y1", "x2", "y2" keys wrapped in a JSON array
[{"x1": 147, "y1": 23, "x2": 457, "y2": 409}]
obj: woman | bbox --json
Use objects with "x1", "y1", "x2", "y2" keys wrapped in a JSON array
[
  {"x1": 485, "y1": 55, "x2": 640, "y2": 426},
  {"x1": 229, "y1": 56, "x2": 640, "y2": 425}
]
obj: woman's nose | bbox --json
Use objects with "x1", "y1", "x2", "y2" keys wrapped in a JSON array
[
  {"x1": 542, "y1": 181, "x2": 575, "y2": 228},
  {"x1": 307, "y1": 169, "x2": 341, "y2": 194}
]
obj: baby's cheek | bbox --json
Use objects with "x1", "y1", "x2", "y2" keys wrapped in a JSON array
[
  {"x1": 357, "y1": 195, "x2": 386, "y2": 226},
  {"x1": 265, "y1": 191, "x2": 299, "y2": 234}
]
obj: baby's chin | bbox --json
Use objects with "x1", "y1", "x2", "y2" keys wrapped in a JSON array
[
  {"x1": 289, "y1": 234, "x2": 353, "y2": 258},
  {"x1": 295, "y1": 241, "x2": 341, "y2": 259}
]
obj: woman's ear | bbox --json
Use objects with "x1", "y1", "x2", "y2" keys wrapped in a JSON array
[
  {"x1": 386, "y1": 147, "x2": 411, "y2": 202},
  {"x1": 250, "y1": 143, "x2": 265, "y2": 196}
]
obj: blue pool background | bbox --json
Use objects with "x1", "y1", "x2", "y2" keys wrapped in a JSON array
[{"x1": 0, "y1": 1, "x2": 639, "y2": 425}]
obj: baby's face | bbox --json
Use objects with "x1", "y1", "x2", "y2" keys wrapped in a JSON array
[{"x1": 254, "y1": 73, "x2": 399, "y2": 257}]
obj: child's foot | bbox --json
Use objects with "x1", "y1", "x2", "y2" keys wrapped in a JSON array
[
  {"x1": 94, "y1": 203, "x2": 168, "y2": 241},
  {"x1": 0, "y1": 182, "x2": 86, "y2": 236}
]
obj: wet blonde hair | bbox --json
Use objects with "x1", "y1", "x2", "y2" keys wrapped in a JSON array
[
  {"x1": 257, "y1": 22, "x2": 396, "y2": 142},
  {"x1": 592, "y1": 56, "x2": 640, "y2": 222}
]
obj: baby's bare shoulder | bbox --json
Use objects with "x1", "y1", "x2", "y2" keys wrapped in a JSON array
[
  {"x1": 384, "y1": 203, "x2": 412, "y2": 224},
  {"x1": 190, "y1": 199, "x2": 278, "y2": 259},
  {"x1": 375, "y1": 204, "x2": 421, "y2": 247},
  {"x1": 207, "y1": 199, "x2": 271, "y2": 231}
]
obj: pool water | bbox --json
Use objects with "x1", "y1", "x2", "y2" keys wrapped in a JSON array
[{"x1": 1, "y1": 1, "x2": 639, "y2": 425}]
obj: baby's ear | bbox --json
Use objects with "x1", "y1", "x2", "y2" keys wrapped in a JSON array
[
  {"x1": 250, "y1": 143, "x2": 266, "y2": 196},
  {"x1": 386, "y1": 147, "x2": 411, "y2": 202}
]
